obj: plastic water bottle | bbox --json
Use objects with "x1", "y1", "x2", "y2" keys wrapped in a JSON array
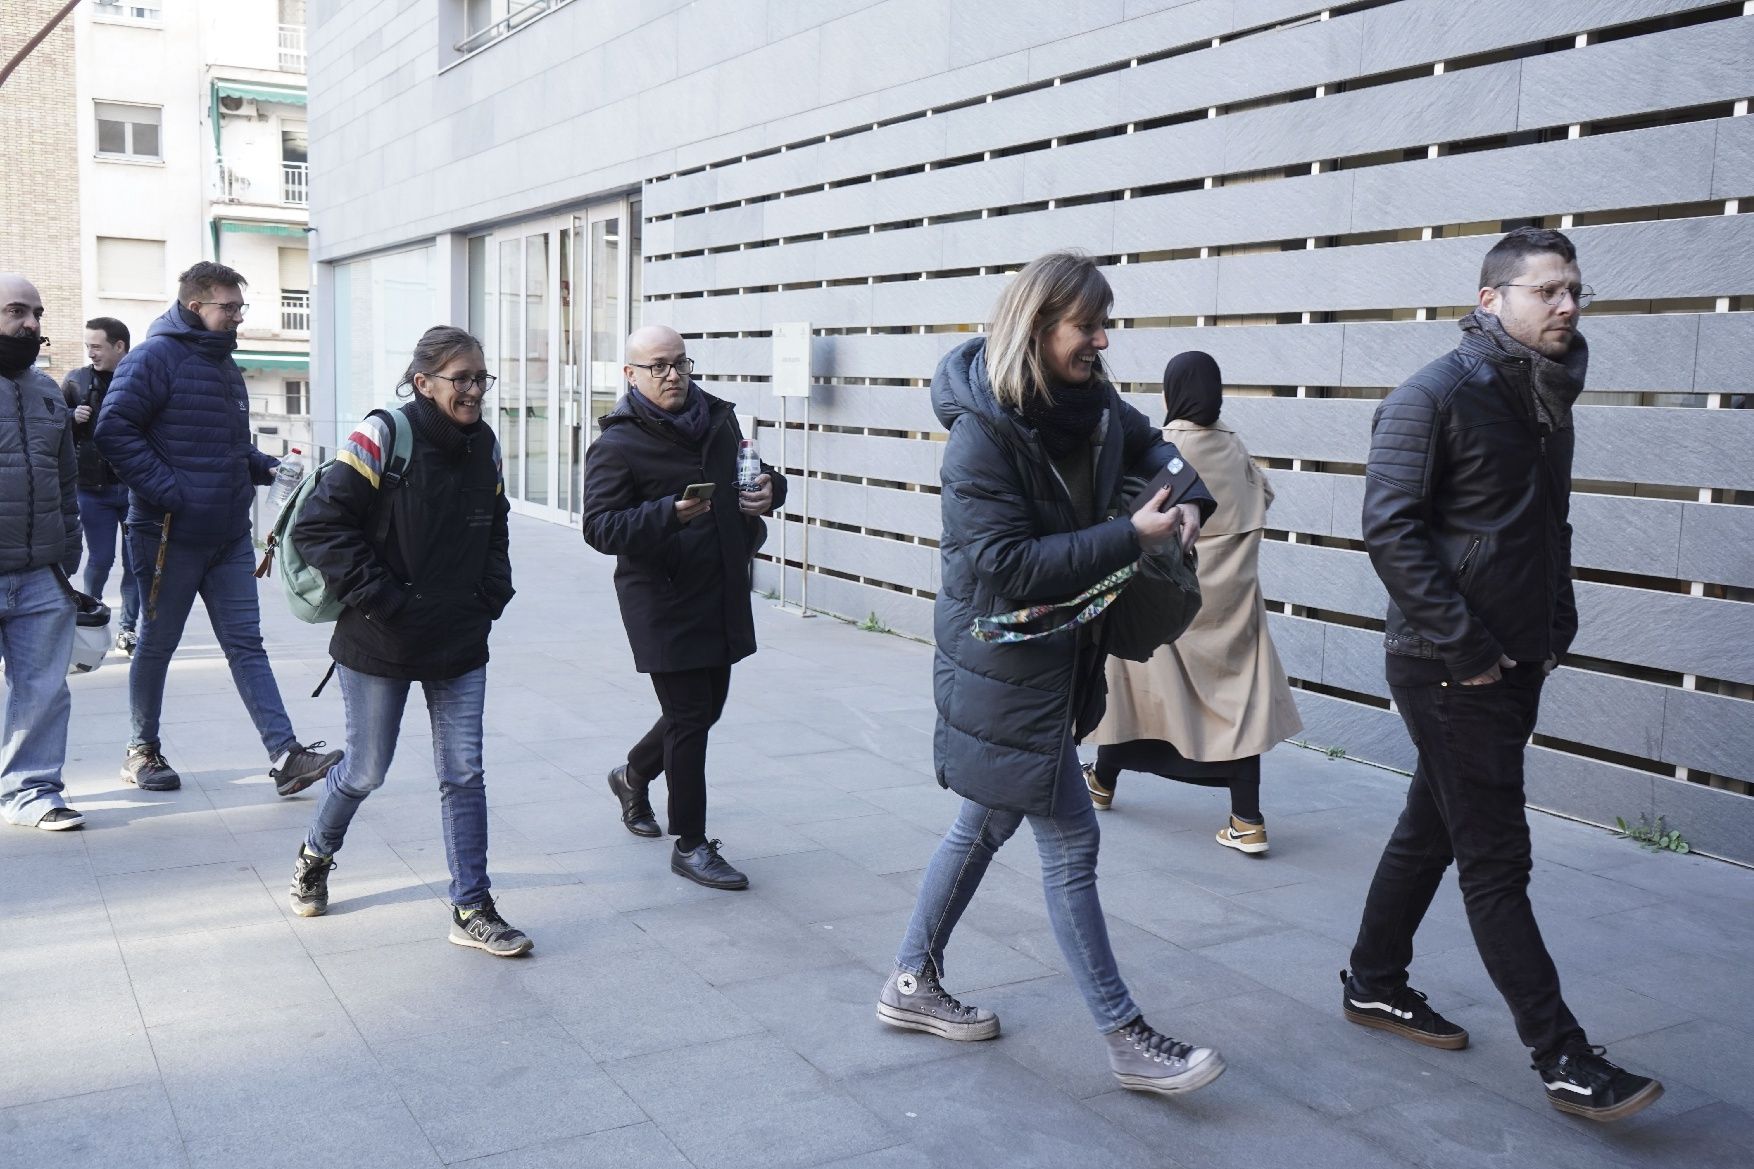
[
  {"x1": 267, "y1": 448, "x2": 306, "y2": 511},
  {"x1": 737, "y1": 438, "x2": 762, "y2": 492}
]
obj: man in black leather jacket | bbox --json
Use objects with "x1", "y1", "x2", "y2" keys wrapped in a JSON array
[{"x1": 1339, "y1": 228, "x2": 1664, "y2": 1123}]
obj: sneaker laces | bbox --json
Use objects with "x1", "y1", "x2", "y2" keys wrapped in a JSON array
[
  {"x1": 293, "y1": 851, "x2": 335, "y2": 893},
  {"x1": 918, "y1": 968, "x2": 977, "y2": 1018},
  {"x1": 1122, "y1": 1019, "x2": 1193, "y2": 1063},
  {"x1": 1389, "y1": 985, "x2": 1442, "y2": 1025},
  {"x1": 132, "y1": 746, "x2": 170, "y2": 771},
  {"x1": 1539, "y1": 1044, "x2": 1618, "y2": 1083}
]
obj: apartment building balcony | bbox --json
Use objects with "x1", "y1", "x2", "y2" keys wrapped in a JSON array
[
  {"x1": 283, "y1": 162, "x2": 308, "y2": 206},
  {"x1": 279, "y1": 24, "x2": 306, "y2": 73},
  {"x1": 280, "y1": 291, "x2": 310, "y2": 333}
]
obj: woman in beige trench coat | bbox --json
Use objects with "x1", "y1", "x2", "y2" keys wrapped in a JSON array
[{"x1": 1086, "y1": 351, "x2": 1302, "y2": 854}]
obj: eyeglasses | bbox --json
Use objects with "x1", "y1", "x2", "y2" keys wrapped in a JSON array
[
  {"x1": 1496, "y1": 281, "x2": 1594, "y2": 309},
  {"x1": 628, "y1": 357, "x2": 695, "y2": 379},
  {"x1": 431, "y1": 372, "x2": 497, "y2": 394},
  {"x1": 193, "y1": 301, "x2": 250, "y2": 318}
]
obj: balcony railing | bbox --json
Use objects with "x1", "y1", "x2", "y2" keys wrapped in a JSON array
[
  {"x1": 218, "y1": 164, "x2": 252, "y2": 202},
  {"x1": 94, "y1": 2, "x2": 162, "y2": 18},
  {"x1": 283, "y1": 162, "x2": 308, "y2": 206},
  {"x1": 455, "y1": 0, "x2": 575, "y2": 56},
  {"x1": 279, "y1": 24, "x2": 306, "y2": 73},
  {"x1": 281, "y1": 292, "x2": 311, "y2": 333}
]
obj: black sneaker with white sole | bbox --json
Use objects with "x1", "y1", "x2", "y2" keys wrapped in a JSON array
[
  {"x1": 289, "y1": 845, "x2": 336, "y2": 918},
  {"x1": 36, "y1": 807, "x2": 85, "y2": 831},
  {"x1": 1341, "y1": 969, "x2": 1469, "y2": 1050},
  {"x1": 122, "y1": 744, "x2": 180, "y2": 791},
  {"x1": 876, "y1": 965, "x2": 1000, "y2": 1041},
  {"x1": 448, "y1": 896, "x2": 533, "y2": 957},
  {"x1": 1537, "y1": 1045, "x2": 1663, "y2": 1122}
]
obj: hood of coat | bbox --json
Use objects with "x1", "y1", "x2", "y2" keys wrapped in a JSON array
[
  {"x1": 145, "y1": 303, "x2": 238, "y2": 360},
  {"x1": 932, "y1": 335, "x2": 1123, "y2": 447}
]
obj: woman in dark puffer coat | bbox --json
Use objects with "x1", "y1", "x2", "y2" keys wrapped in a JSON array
[{"x1": 876, "y1": 252, "x2": 1227, "y2": 1098}]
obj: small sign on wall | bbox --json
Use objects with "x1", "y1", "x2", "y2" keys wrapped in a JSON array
[{"x1": 772, "y1": 322, "x2": 812, "y2": 398}]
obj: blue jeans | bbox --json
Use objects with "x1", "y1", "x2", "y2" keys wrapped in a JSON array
[
  {"x1": 77, "y1": 484, "x2": 138, "y2": 632},
  {"x1": 306, "y1": 664, "x2": 491, "y2": 908},
  {"x1": 897, "y1": 736, "x2": 1140, "y2": 1033},
  {"x1": 0, "y1": 567, "x2": 76, "y2": 825},
  {"x1": 126, "y1": 526, "x2": 296, "y2": 759}
]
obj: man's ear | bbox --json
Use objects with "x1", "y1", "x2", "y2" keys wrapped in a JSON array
[{"x1": 1477, "y1": 286, "x2": 1500, "y2": 314}]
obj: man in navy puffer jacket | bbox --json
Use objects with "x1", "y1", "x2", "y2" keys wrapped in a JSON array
[{"x1": 95, "y1": 262, "x2": 341, "y2": 796}]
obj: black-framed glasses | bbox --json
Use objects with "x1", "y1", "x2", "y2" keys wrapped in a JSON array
[
  {"x1": 193, "y1": 300, "x2": 250, "y2": 318},
  {"x1": 1496, "y1": 281, "x2": 1594, "y2": 309},
  {"x1": 629, "y1": 357, "x2": 695, "y2": 379},
  {"x1": 432, "y1": 372, "x2": 497, "y2": 394}
]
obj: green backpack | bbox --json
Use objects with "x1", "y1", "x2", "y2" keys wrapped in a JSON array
[{"x1": 255, "y1": 405, "x2": 414, "y2": 623}]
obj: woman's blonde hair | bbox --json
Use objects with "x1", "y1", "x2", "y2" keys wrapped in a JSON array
[{"x1": 986, "y1": 251, "x2": 1113, "y2": 411}]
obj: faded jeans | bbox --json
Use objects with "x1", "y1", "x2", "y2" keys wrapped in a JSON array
[
  {"x1": 897, "y1": 735, "x2": 1139, "y2": 1033},
  {"x1": 77, "y1": 484, "x2": 138, "y2": 632},
  {"x1": 126, "y1": 526, "x2": 297, "y2": 759},
  {"x1": 305, "y1": 664, "x2": 491, "y2": 908},
  {"x1": 0, "y1": 567, "x2": 76, "y2": 825}
]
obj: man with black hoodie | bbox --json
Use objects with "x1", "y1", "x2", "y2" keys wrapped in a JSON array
[
  {"x1": 62, "y1": 316, "x2": 140, "y2": 654},
  {"x1": 95, "y1": 262, "x2": 341, "y2": 797},
  {"x1": 1340, "y1": 228, "x2": 1663, "y2": 1122},
  {"x1": 582, "y1": 325, "x2": 785, "y2": 891}
]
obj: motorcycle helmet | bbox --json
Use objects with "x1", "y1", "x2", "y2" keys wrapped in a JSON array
[{"x1": 70, "y1": 591, "x2": 111, "y2": 674}]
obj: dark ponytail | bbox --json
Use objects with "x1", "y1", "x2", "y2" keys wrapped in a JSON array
[{"x1": 397, "y1": 325, "x2": 484, "y2": 398}]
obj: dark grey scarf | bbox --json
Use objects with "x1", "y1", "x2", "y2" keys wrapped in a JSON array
[{"x1": 1459, "y1": 308, "x2": 1587, "y2": 431}]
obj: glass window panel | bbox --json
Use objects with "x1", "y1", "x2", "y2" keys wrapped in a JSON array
[
  {"x1": 589, "y1": 217, "x2": 621, "y2": 426},
  {"x1": 96, "y1": 118, "x2": 127, "y2": 155},
  {"x1": 524, "y1": 233, "x2": 550, "y2": 507},
  {"x1": 331, "y1": 245, "x2": 435, "y2": 447},
  {"x1": 628, "y1": 203, "x2": 642, "y2": 330},
  {"x1": 498, "y1": 240, "x2": 521, "y2": 500},
  {"x1": 131, "y1": 122, "x2": 160, "y2": 158}
]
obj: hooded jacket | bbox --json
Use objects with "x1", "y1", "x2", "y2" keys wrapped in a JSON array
[
  {"x1": 93, "y1": 304, "x2": 278, "y2": 545},
  {"x1": 581, "y1": 385, "x2": 785, "y2": 674},
  {"x1": 931, "y1": 337, "x2": 1214, "y2": 816},
  {"x1": 61, "y1": 366, "x2": 124, "y2": 487},
  {"x1": 0, "y1": 365, "x2": 81, "y2": 576},
  {"x1": 294, "y1": 396, "x2": 514, "y2": 682}
]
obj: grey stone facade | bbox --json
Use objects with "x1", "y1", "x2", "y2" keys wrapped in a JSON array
[{"x1": 308, "y1": 0, "x2": 1754, "y2": 860}]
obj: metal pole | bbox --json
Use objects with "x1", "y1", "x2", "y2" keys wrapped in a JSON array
[
  {"x1": 0, "y1": 0, "x2": 82, "y2": 90},
  {"x1": 799, "y1": 393, "x2": 812, "y2": 616},
  {"x1": 776, "y1": 394, "x2": 789, "y2": 608}
]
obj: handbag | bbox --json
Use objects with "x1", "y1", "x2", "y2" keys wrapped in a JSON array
[{"x1": 1101, "y1": 477, "x2": 1203, "y2": 662}]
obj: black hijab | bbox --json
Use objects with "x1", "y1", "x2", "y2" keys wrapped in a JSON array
[{"x1": 1162, "y1": 351, "x2": 1223, "y2": 426}]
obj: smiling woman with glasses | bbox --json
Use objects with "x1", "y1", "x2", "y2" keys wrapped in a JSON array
[{"x1": 288, "y1": 324, "x2": 532, "y2": 958}]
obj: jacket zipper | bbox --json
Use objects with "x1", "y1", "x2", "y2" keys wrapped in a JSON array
[
  {"x1": 12, "y1": 379, "x2": 37, "y2": 557},
  {"x1": 1456, "y1": 535, "x2": 1482, "y2": 581}
]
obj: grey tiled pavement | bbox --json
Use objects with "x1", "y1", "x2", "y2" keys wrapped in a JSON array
[{"x1": 6, "y1": 514, "x2": 1754, "y2": 1168}]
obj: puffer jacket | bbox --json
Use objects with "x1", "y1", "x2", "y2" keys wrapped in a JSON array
[
  {"x1": 0, "y1": 366, "x2": 81, "y2": 575},
  {"x1": 1364, "y1": 329, "x2": 1583, "y2": 682},
  {"x1": 931, "y1": 337, "x2": 1214, "y2": 817},
  {"x1": 61, "y1": 366, "x2": 124, "y2": 487},
  {"x1": 293, "y1": 396, "x2": 514, "y2": 682},
  {"x1": 93, "y1": 305, "x2": 277, "y2": 545}
]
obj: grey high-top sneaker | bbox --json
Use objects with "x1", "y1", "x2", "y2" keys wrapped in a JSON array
[
  {"x1": 876, "y1": 965, "x2": 1000, "y2": 1041},
  {"x1": 1105, "y1": 1016, "x2": 1225, "y2": 1095}
]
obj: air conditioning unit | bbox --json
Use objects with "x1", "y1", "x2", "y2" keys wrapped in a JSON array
[{"x1": 218, "y1": 95, "x2": 258, "y2": 118}]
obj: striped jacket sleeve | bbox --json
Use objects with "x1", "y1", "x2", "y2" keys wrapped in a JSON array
[{"x1": 290, "y1": 413, "x2": 408, "y2": 620}]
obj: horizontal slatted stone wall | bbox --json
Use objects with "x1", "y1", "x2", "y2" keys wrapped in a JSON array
[{"x1": 639, "y1": 0, "x2": 1754, "y2": 861}]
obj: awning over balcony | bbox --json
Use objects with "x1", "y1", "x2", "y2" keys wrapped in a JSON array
[
  {"x1": 214, "y1": 81, "x2": 307, "y2": 107},
  {"x1": 235, "y1": 351, "x2": 309, "y2": 371},
  {"x1": 218, "y1": 221, "x2": 307, "y2": 238}
]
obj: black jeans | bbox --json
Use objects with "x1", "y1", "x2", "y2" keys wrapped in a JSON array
[
  {"x1": 627, "y1": 664, "x2": 732, "y2": 847},
  {"x1": 1348, "y1": 663, "x2": 1585, "y2": 1064},
  {"x1": 1093, "y1": 739, "x2": 1262, "y2": 821}
]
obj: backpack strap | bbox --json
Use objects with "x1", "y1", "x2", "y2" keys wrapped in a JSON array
[{"x1": 366, "y1": 405, "x2": 416, "y2": 550}]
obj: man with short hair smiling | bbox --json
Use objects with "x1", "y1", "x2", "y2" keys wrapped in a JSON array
[
  {"x1": 1340, "y1": 228, "x2": 1663, "y2": 1121},
  {"x1": 582, "y1": 325, "x2": 785, "y2": 891},
  {"x1": 0, "y1": 274, "x2": 86, "y2": 831},
  {"x1": 63, "y1": 316, "x2": 140, "y2": 654},
  {"x1": 95, "y1": 261, "x2": 342, "y2": 797}
]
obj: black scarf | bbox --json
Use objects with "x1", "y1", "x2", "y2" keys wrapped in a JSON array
[
  {"x1": 1019, "y1": 380, "x2": 1107, "y2": 458},
  {"x1": 408, "y1": 389, "x2": 482, "y2": 454},
  {"x1": 626, "y1": 381, "x2": 712, "y2": 447},
  {"x1": 1459, "y1": 309, "x2": 1586, "y2": 431},
  {"x1": 1161, "y1": 350, "x2": 1222, "y2": 426}
]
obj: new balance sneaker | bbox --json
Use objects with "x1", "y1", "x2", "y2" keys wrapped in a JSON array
[
  {"x1": 122, "y1": 744, "x2": 181, "y2": 791},
  {"x1": 1537, "y1": 1045, "x2": 1663, "y2": 1122},
  {"x1": 289, "y1": 845, "x2": 336, "y2": 918},
  {"x1": 1216, "y1": 815, "x2": 1269, "y2": 855},
  {"x1": 1105, "y1": 1017, "x2": 1226, "y2": 1096},
  {"x1": 448, "y1": 896, "x2": 533, "y2": 957},
  {"x1": 876, "y1": 965, "x2": 1000, "y2": 1041},
  {"x1": 671, "y1": 839, "x2": 749, "y2": 890},
  {"x1": 36, "y1": 807, "x2": 85, "y2": 831},
  {"x1": 1083, "y1": 762, "x2": 1114, "y2": 811},
  {"x1": 1341, "y1": 970, "x2": 1468, "y2": 1050},
  {"x1": 271, "y1": 741, "x2": 343, "y2": 797}
]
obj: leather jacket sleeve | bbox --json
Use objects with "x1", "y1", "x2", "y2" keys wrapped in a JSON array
[{"x1": 1363, "y1": 386, "x2": 1505, "y2": 681}]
